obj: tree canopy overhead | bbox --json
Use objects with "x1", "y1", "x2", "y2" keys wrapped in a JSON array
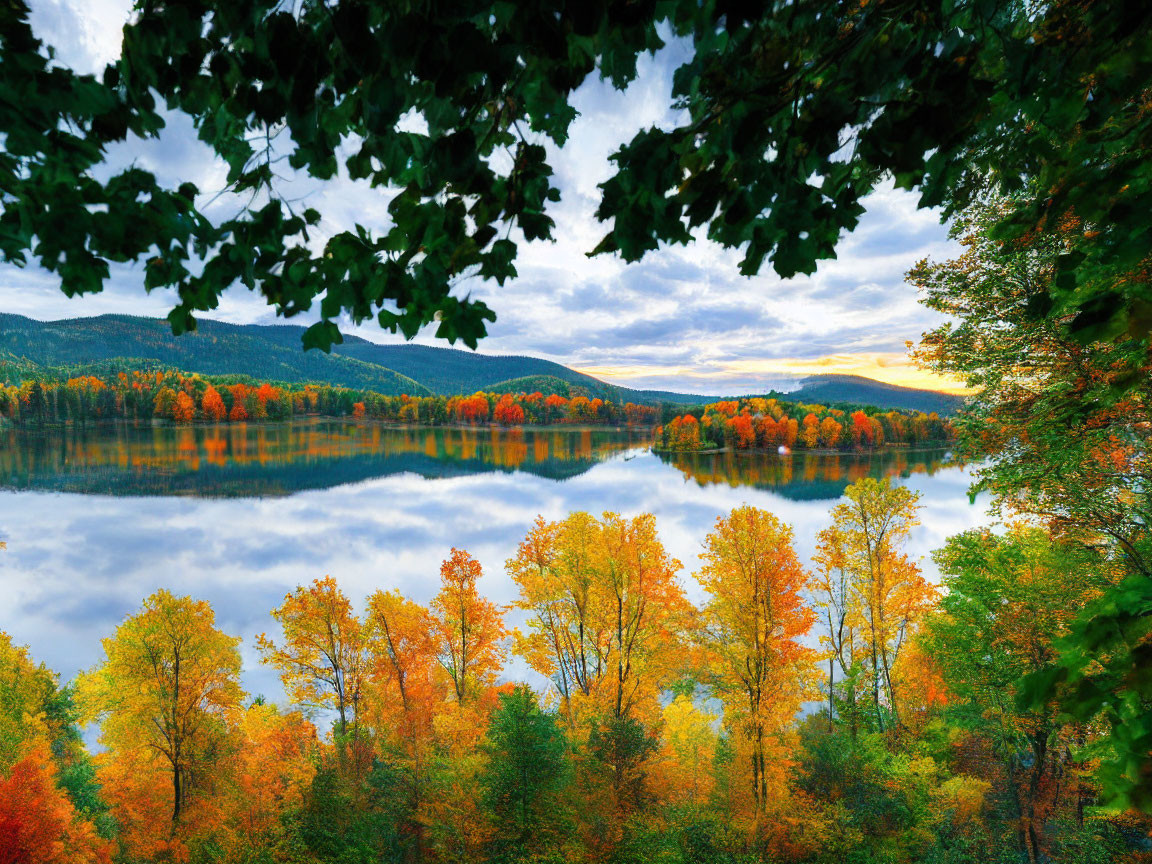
[{"x1": 2, "y1": 0, "x2": 1149, "y2": 350}]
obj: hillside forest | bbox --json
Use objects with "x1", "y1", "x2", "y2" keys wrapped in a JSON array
[{"x1": 3, "y1": 482, "x2": 1147, "y2": 864}]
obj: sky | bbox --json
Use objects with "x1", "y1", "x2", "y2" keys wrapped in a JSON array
[{"x1": 11, "y1": 1, "x2": 967, "y2": 396}]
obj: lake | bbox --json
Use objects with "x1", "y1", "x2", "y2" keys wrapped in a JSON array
[{"x1": 0, "y1": 420, "x2": 990, "y2": 702}]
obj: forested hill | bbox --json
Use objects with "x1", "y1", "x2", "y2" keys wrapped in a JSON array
[
  {"x1": 0, "y1": 313, "x2": 652, "y2": 402},
  {"x1": 0, "y1": 314, "x2": 964, "y2": 412},
  {"x1": 774, "y1": 375, "x2": 966, "y2": 415}
]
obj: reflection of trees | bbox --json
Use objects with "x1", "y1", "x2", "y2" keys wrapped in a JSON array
[
  {"x1": 657, "y1": 449, "x2": 955, "y2": 501},
  {"x1": 0, "y1": 422, "x2": 651, "y2": 498}
]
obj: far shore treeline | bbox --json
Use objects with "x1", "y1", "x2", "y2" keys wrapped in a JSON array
[{"x1": 0, "y1": 362, "x2": 953, "y2": 451}]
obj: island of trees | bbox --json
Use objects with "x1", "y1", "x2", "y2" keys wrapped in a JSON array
[{"x1": 3, "y1": 479, "x2": 1147, "y2": 864}]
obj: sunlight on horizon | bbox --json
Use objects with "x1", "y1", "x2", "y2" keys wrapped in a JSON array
[{"x1": 577, "y1": 351, "x2": 972, "y2": 396}]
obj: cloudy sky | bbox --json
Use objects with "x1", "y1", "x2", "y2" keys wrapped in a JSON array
[{"x1": 12, "y1": 1, "x2": 965, "y2": 395}]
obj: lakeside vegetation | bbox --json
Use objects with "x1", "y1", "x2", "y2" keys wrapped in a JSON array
[
  {"x1": 655, "y1": 399, "x2": 952, "y2": 453},
  {"x1": 0, "y1": 364, "x2": 661, "y2": 427},
  {"x1": 4, "y1": 481, "x2": 1147, "y2": 864},
  {"x1": 0, "y1": 365, "x2": 951, "y2": 454}
]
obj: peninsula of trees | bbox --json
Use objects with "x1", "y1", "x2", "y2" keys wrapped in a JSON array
[{"x1": 656, "y1": 399, "x2": 952, "y2": 453}]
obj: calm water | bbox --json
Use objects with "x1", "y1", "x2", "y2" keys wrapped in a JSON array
[{"x1": 0, "y1": 421, "x2": 990, "y2": 700}]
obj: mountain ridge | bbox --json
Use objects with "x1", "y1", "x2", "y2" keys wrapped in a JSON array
[{"x1": 0, "y1": 313, "x2": 965, "y2": 413}]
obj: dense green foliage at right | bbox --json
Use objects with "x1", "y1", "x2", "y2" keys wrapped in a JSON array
[{"x1": 915, "y1": 198, "x2": 1152, "y2": 812}]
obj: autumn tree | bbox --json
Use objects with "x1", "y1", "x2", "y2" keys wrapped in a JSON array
[
  {"x1": 172, "y1": 390, "x2": 195, "y2": 423},
  {"x1": 492, "y1": 394, "x2": 525, "y2": 426},
  {"x1": 660, "y1": 694, "x2": 719, "y2": 810},
  {"x1": 152, "y1": 387, "x2": 178, "y2": 420},
  {"x1": 818, "y1": 478, "x2": 933, "y2": 732},
  {"x1": 0, "y1": 743, "x2": 113, "y2": 864},
  {"x1": 696, "y1": 506, "x2": 819, "y2": 819},
  {"x1": 812, "y1": 526, "x2": 867, "y2": 734},
  {"x1": 508, "y1": 512, "x2": 690, "y2": 725},
  {"x1": 921, "y1": 526, "x2": 1119, "y2": 860},
  {"x1": 913, "y1": 198, "x2": 1152, "y2": 807},
  {"x1": 214, "y1": 703, "x2": 317, "y2": 861},
  {"x1": 0, "y1": 632, "x2": 56, "y2": 771},
  {"x1": 431, "y1": 548, "x2": 507, "y2": 704},
  {"x1": 0, "y1": 632, "x2": 112, "y2": 864},
  {"x1": 77, "y1": 591, "x2": 243, "y2": 838},
  {"x1": 362, "y1": 589, "x2": 443, "y2": 860},
  {"x1": 200, "y1": 385, "x2": 226, "y2": 422},
  {"x1": 257, "y1": 577, "x2": 366, "y2": 738}
]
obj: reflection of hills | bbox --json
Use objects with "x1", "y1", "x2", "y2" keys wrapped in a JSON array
[
  {"x1": 656, "y1": 448, "x2": 956, "y2": 501},
  {"x1": 0, "y1": 422, "x2": 651, "y2": 498}
]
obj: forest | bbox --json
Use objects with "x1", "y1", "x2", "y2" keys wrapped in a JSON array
[
  {"x1": 0, "y1": 367, "x2": 660, "y2": 428},
  {"x1": 4, "y1": 481, "x2": 1148, "y2": 864},
  {"x1": 0, "y1": 366, "x2": 950, "y2": 451},
  {"x1": 655, "y1": 401, "x2": 952, "y2": 453}
]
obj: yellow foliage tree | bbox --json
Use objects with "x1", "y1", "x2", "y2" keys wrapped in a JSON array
[
  {"x1": 257, "y1": 576, "x2": 366, "y2": 738},
  {"x1": 77, "y1": 591, "x2": 243, "y2": 854},
  {"x1": 508, "y1": 512, "x2": 691, "y2": 726},
  {"x1": 817, "y1": 478, "x2": 935, "y2": 731},
  {"x1": 696, "y1": 506, "x2": 819, "y2": 819}
]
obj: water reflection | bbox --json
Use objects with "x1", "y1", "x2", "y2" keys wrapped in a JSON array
[
  {"x1": 0, "y1": 421, "x2": 984, "y2": 704},
  {"x1": 658, "y1": 447, "x2": 956, "y2": 501},
  {"x1": 0, "y1": 421, "x2": 652, "y2": 497}
]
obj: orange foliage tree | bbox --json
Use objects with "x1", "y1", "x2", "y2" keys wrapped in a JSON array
[
  {"x1": 172, "y1": 391, "x2": 195, "y2": 423},
  {"x1": 492, "y1": 394, "x2": 525, "y2": 426},
  {"x1": 0, "y1": 742, "x2": 113, "y2": 864},
  {"x1": 200, "y1": 385, "x2": 226, "y2": 422},
  {"x1": 213, "y1": 704, "x2": 317, "y2": 860},
  {"x1": 257, "y1": 576, "x2": 366, "y2": 739},
  {"x1": 431, "y1": 549, "x2": 508, "y2": 704}
]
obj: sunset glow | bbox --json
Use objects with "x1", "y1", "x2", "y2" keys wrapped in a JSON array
[{"x1": 576, "y1": 352, "x2": 972, "y2": 395}]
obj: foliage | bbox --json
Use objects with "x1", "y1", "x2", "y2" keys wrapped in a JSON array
[
  {"x1": 76, "y1": 590, "x2": 244, "y2": 858},
  {"x1": 257, "y1": 576, "x2": 366, "y2": 737},
  {"x1": 696, "y1": 506, "x2": 819, "y2": 819},
  {"x1": 3, "y1": 492, "x2": 1152, "y2": 860},
  {"x1": 814, "y1": 478, "x2": 934, "y2": 733},
  {"x1": 921, "y1": 525, "x2": 1118, "y2": 861},
  {"x1": 4, "y1": 3, "x2": 1149, "y2": 350},
  {"x1": 656, "y1": 397, "x2": 952, "y2": 453},
  {"x1": 480, "y1": 686, "x2": 571, "y2": 861},
  {"x1": 0, "y1": 361, "x2": 661, "y2": 428},
  {"x1": 913, "y1": 197, "x2": 1152, "y2": 809}
]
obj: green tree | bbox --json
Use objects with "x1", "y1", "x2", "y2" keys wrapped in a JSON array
[
  {"x1": 480, "y1": 686, "x2": 570, "y2": 862},
  {"x1": 914, "y1": 199, "x2": 1152, "y2": 809},
  {"x1": 922, "y1": 525, "x2": 1117, "y2": 860},
  {"x1": 3, "y1": 2, "x2": 1149, "y2": 348}
]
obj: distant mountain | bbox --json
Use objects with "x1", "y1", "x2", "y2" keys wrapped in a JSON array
[
  {"x1": 774, "y1": 374, "x2": 966, "y2": 415},
  {"x1": 0, "y1": 314, "x2": 965, "y2": 413}
]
